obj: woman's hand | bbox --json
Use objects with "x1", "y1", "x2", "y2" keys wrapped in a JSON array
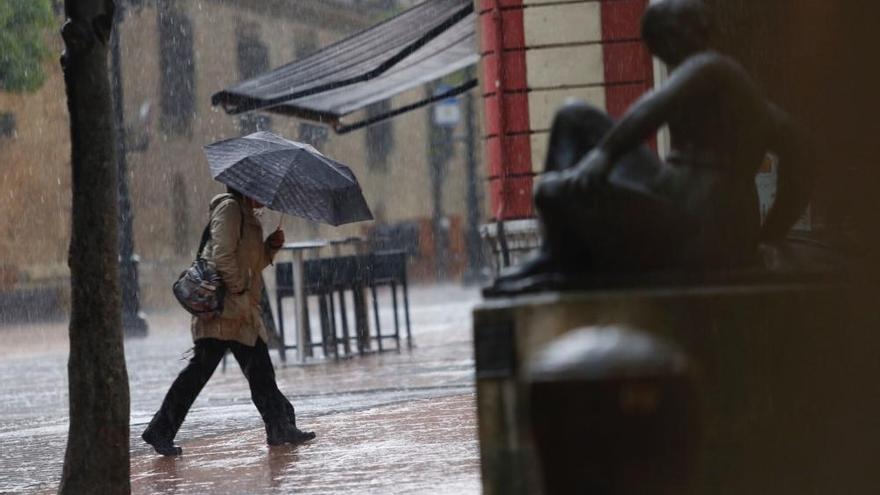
[{"x1": 266, "y1": 228, "x2": 285, "y2": 249}]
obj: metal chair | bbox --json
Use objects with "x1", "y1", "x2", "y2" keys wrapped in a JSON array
[
  {"x1": 366, "y1": 250, "x2": 412, "y2": 350},
  {"x1": 317, "y1": 255, "x2": 371, "y2": 356},
  {"x1": 275, "y1": 256, "x2": 372, "y2": 360}
]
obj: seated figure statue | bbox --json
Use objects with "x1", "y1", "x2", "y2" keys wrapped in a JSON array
[{"x1": 488, "y1": 0, "x2": 813, "y2": 295}]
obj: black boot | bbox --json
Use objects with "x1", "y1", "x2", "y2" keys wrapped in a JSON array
[
  {"x1": 142, "y1": 427, "x2": 183, "y2": 456},
  {"x1": 266, "y1": 422, "x2": 316, "y2": 446}
]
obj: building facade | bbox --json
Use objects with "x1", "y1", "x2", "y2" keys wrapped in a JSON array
[
  {"x1": 0, "y1": 0, "x2": 483, "y2": 312},
  {"x1": 476, "y1": 0, "x2": 654, "y2": 221}
]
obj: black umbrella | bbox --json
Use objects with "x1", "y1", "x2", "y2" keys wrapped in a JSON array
[{"x1": 203, "y1": 131, "x2": 373, "y2": 226}]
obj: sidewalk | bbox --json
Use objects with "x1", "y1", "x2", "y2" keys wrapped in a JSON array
[{"x1": 0, "y1": 285, "x2": 481, "y2": 495}]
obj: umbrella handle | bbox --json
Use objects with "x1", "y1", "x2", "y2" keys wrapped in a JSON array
[{"x1": 277, "y1": 212, "x2": 284, "y2": 230}]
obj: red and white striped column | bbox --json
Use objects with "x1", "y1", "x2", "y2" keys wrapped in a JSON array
[{"x1": 477, "y1": 0, "x2": 654, "y2": 220}]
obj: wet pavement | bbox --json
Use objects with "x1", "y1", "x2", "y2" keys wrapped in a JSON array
[{"x1": 0, "y1": 285, "x2": 481, "y2": 494}]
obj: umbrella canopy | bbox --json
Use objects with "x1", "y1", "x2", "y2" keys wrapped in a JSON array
[{"x1": 203, "y1": 131, "x2": 373, "y2": 226}]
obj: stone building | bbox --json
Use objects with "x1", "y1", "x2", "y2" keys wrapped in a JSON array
[{"x1": 0, "y1": 0, "x2": 483, "y2": 312}]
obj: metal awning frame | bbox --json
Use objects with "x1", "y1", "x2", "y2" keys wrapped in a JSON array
[{"x1": 334, "y1": 78, "x2": 477, "y2": 134}]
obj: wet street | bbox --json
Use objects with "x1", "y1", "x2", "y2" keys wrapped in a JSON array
[{"x1": 0, "y1": 285, "x2": 481, "y2": 494}]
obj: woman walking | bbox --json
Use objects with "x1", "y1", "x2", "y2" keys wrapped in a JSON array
[{"x1": 142, "y1": 188, "x2": 315, "y2": 456}]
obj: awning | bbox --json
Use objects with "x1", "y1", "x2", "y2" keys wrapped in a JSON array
[{"x1": 211, "y1": 0, "x2": 477, "y2": 133}]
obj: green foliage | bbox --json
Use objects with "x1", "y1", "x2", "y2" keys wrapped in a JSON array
[{"x1": 0, "y1": 0, "x2": 54, "y2": 92}]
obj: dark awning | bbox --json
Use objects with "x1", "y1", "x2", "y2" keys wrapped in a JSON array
[{"x1": 211, "y1": 0, "x2": 477, "y2": 132}]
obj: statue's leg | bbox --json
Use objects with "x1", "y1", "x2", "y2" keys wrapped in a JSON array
[
  {"x1": 544, "y1": 100, "x2": 614, "y2": 173},
  {"x1": 557, "y1": 183, "x2": 688, "y2": 273},
  {"x1": 488, "y1": 174, "x2": 681, "y2": 296},
  {"x1": 486, "y1": 102, "x2": 618, "y2": 294},
  {"x1": 535, "y1": 101, "x2": 618, "y2": 268}
]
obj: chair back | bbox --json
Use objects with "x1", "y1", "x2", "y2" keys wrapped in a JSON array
[
  {"x1": 275, "y1": 262, "x2": 295, "y2": 298},
  {"x1": 368, "y1": 250, "x2": 408, "y2": 283}
]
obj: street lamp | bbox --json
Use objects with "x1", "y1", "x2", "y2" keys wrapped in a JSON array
[
  {"x1": 110, "y1": 0, "x2": 148, "y2": 337},
  {"x1": 463, "y1": 67, "x2": 485, "y2": 284}
]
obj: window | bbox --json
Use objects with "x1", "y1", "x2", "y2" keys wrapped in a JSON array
[
  {"x1": 171, "y1": 173, "x2": 189, "y2": 255},
  {"x1": 365, "y1": 100, "x2": 394, "y2": 171},
  {"x1": 0, "y1": 113, "x2": 15, "y2": 138},
  {"x1": 298, "y1": 123, "x2": 329, "y2": 151},
  {"x1": 236, "y1": 25, "x2": 271, "y2": 134},
  {"x1": 158, "y1": 5, "x2": 195, "y2": 136},
  {"x1": 295, "y1": 29, "x2": 318, "y2": 59}
]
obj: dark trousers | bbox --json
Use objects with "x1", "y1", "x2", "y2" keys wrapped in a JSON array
[{"x1": 144, "y1": 338, "x2": 295, "y2": 440}]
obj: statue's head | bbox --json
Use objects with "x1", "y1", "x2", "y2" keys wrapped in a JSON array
[{"x1": 642, "y1": 0, "x2": 711, "y2": 66}]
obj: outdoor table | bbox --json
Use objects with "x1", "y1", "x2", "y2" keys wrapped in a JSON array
[
  {"x1": 277, "y1": 237, "x2": 397, "y2": 362},
  {"x1": 279, "y1": 240, "x2": 329, "y2": 362},
  {"x1": 328, "y1": 236, "x2": 367, "y2": 256}
]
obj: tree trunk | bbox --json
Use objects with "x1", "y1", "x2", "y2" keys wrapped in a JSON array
[{"x1": 58, "y1": 1, "x2": 131, "y2": 494}]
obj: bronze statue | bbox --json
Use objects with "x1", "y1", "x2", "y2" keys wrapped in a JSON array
[{"x1": 488, "y1": 0, "x2": 812, "y2": 295}]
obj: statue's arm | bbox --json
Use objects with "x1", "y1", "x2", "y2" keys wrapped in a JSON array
[
  {"x1": 760, "y1": 104, "x2": 814, "y2": 241},
  {"x1": 572, "y1": 56, "x2": 710, "y2": 182},
  {"x1": 600, "y1": 82, "x2": 680, "y2": 160}
]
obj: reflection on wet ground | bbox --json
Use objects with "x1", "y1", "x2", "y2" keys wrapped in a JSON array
[
  {"x1": 131, "y1": 394, "x2": 476, "y2": 495},
  {"x1": 0, "y1": 285, "x2": 481, "y2": 494}
]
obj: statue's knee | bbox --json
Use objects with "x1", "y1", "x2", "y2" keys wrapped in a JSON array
[
  {"x1": 553, "y1": 100, "x2": 611, "y2": 132},
  {"x1": 534, "y1": 175, "x2": 564, "y2": 212},
  {"x1": 545, "y1": 101, "x2": 614, "y2": 173}
]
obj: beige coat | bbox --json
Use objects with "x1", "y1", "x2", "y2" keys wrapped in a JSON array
[{"x1": 191, "y1": 193, "x2": 279, "y2": 346}]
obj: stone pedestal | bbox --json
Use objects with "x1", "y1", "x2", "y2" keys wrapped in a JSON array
[{"x1": 474, "y1": 283, "x2": 880, "y2": 495}]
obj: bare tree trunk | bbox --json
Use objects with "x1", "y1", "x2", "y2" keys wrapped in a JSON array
[{"x1": 58, "y1": 1, "x2": 131, "y2": 493}]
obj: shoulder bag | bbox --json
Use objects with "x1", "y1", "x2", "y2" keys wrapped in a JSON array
[{"x1": 172, "y1": 197, "x2": 242, "y2": 318}]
